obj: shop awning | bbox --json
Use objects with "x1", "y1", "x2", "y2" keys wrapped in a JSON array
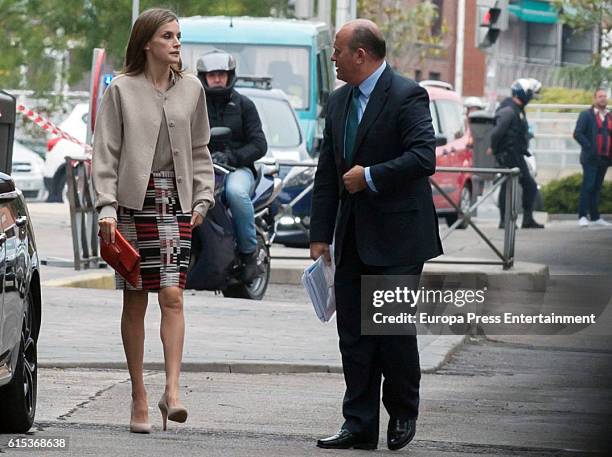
[{"x1": 509, "y1": 0, "x2": 559, "y2": 24}]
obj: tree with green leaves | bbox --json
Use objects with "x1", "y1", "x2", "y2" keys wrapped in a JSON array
[
  {"x1": 357, "y1": 0, "x2": 448, "y2": 75},
  {"x1": 552, "y1": 0, "x2": 612, "y2": 89},
  {"x1": 0, "y1": 0, "x2": 289, "y2": 94}
]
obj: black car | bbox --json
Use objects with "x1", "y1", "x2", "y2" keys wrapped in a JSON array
[{"x1": 0, "y1": 174, "x2": 42, "y2": 433}]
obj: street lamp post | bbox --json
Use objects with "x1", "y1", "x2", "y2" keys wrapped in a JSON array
[{"x1": 132, "y1": 0, "x2": 139, "y2": 25}]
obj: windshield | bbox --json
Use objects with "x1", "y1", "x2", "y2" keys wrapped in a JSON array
[
  {"x1": 249, "y1": 95, "x2": 301, "y2": 149},
  {"x1": 182, "y1": 44, "x2": 310, "y2": 110}
]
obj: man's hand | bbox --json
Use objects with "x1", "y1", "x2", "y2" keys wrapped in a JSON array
[
  {"x1": 310, "y1": 242, "x2": 331, "y2": 265},
  {"x1": 212, "y1": 151, "x2": 229, "y2": 166},
  {"x1": 99, "y1": 217, "x2": 117, "y2": 244},
  {"x1": 191, "y1": 212, "x2": 204, "y2": 228},
  {"x1": 342, "y1": 165, "x2": 367, "y2": 194},
  {"x1": 486, "y1": 147, "x2": 493, "y2": 156}
]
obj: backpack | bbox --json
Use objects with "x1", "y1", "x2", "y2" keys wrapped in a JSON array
[{"x1": 186, "y1": 202, "x2": 235, "y2": 290}]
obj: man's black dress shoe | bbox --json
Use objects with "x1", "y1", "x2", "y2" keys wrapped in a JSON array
[
  {"x1": 387, "y1": 418, "x2": 416, "y2": 451},
  {"x1": 316, "y1": 429, "x2": 377, "y2": 450},
  {"x1": 521, "y1": 219, "x2": 544, "y2": 229}
]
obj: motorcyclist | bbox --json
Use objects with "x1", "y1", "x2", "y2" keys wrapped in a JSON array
[
  {"x1": 196, "y1": 50, "x2": 267, "y2": 281},
  {"x1": 489, "y1": 78, "x2": 544, "y2": 229}
]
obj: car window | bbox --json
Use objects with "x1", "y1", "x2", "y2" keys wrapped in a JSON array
[
  {"x1": 429, "y1": 102, "x2": 441, "y2": 135},
  {"x1": 317, "y1": 51, "x2": 329, "y2": 109},
  {"x1": 249, "y1": 96, "x2": 301, "y2": 149},
  {"x1": 436, "y1": 99, "x2": 465, "y2": 140},
  {"x1": 182, "y1": 44, "x2": 310, "y2": 110}
]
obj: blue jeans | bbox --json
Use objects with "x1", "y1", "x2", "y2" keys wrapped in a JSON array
[
  {"x1": 579, "y1": 161, "x2": 609, "y2": 220},
  {"x1": 225, "y1": 167, "x2": 257, "y2": 254}
]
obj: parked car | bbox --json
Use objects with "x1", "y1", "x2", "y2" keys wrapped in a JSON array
[
  {"x1": 43, "y1": 103, "x2": 89, "y2": 202},
  {"x1": 423, "y1": 80, "x2": 481, "y2": 228},
  {"x1": 11, "y1": 141, "x2": 46, "y2": 201},
  {"x1": 0, "y1": 172, "x2": 42, "y2": 432}
]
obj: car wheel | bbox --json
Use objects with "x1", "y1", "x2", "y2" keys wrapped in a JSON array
[
  {"x1": 0, "y1": 291, "x2": 37, "y2": 432},
  {"x1": 445, "y1": 184, "x2": 472, "y2": 230},
  {"x1": 222, "y1": 235, "x2": 270, "y2": 300}
]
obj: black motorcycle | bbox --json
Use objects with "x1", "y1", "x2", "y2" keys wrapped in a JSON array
[{"x1": 187, "y1": 127, "x2": 281, "y2": 300}]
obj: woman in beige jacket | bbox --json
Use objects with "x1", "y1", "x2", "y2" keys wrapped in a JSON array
[{"x1": 92, "y1": 8, "x2": 214, "y2": 433}]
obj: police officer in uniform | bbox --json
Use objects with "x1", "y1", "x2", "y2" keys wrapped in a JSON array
[{"x1": 490, "y1": 78, "x2": 544, "y2": 229}]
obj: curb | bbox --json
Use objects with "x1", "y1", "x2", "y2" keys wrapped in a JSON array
[
  {"x1": 38, "y1": 355, "x2": 456, "y2": 374},
  {"x1": 419, "y1": 335, "x2": 467, "y2": 372},
  {"x1": 38, "y1": 361, "x2": 344, "y2": 375},
  {"x1": 43, "y1": 272, "x2": 115, "y2": 289},
  {"x1": 43, "y1": 262, "x2": 550, "y2": 292},
  {"x1": 38, "y1": 335, "x2": 468, "y2": 375},
  {"x1": 277, "y1": 262, "x2": 550, "y2": 291},
  {"x1": 548, "y1": 213, "x2": 612, "y2": 221}
]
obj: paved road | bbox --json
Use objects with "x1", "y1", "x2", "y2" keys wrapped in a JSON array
[{"x1": 2, "y1": 333, "x2": 610, "y2": 456}]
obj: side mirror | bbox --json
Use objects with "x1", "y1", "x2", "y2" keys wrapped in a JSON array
[
  {"x1": 435, "y1": 133, "x2": 447, "y2": 147},
  {"x1": 0, "y1": 172, "x2": 16, "y2": 199}
]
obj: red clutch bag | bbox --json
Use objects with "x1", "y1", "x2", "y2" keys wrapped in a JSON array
[{"x1": 99, "y1": 229, "x2": 141, "y2": 288}]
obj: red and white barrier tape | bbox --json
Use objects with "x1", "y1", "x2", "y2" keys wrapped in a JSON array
[{"x1": 16, "y1": 104, "x2": 92, "y2": 152}]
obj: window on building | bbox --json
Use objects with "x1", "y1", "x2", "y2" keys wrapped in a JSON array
[
  {"x1": 429, "y1": 71, "x2": 441, "y2": 81},
  {"x1": 415, "y1": 69, "x2": 422, "y2": 81},
  {"x1": 431, "y1": 0, "x2": 443, "y2": 35},
  {"x1": 562, "y1": 25, "x2": 593, "y2": 65},
  {"x1": 526, "y1": 22, "x2": 557, "y2": 62}
]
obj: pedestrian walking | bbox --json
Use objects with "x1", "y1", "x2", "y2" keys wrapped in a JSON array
[
  {"x1": 310, "y1": 19, "x2": 442, "y2": 451},
  {"x1": 92, "y1": 8, "x2": 214, "y2": 433},
  {"x1": 574, "y1": 88, "x2": 611, "y2": 227}
]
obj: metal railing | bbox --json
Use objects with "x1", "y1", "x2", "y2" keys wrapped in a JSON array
[
  {"x1": 432, "y1": 166, "x2": 520, "y2": 270},
  {"x1": 271, "y1": 161, "x2": 520, "y2": 270},
  {"x1": 526, "y1": 104, "x2": 586, "y2": 181},
  {"x1": 57, "y1": 157, "x2": 521, "y2": 270},
  {"x1": 65, "y1": 157, "x2": 101, "y2": 270}
]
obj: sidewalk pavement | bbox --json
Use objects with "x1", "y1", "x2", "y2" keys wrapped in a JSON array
[{"x1": 38, "y1": 286, "x2": 465, "y2": 374}]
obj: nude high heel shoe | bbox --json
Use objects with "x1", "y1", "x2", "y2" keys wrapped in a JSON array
[
  {"x1": 130, "y1": 402, "x2": 151, "y2": 434},
  {"x1": 158, "y1": 393, "x2": 188, "y2": 431}
]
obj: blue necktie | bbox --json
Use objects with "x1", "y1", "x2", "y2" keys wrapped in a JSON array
[{"x1": 344, "y1": 87, "x2": 361, "y2": 164}]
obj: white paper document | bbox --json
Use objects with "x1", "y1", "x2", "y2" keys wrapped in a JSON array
[{"x1": 302, "y1": 256, "x2": 336, "y2": 322}]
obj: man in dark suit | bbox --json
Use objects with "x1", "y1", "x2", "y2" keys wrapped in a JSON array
[
  {"x1": 574, "y1": 88, "x2": 612, "y2": 227},
  {"x1": 310, "y1": 19, "x2": 443, "y2": 451}
]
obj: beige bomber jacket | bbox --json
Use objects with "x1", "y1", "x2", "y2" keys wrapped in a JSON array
[{"x1": 92, "y1": 72, "x2": 215, "y2": 219}]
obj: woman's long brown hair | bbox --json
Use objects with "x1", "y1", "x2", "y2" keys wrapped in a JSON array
[{"x1": 122, "y1": 8, "x2": 183, "y2": 78}]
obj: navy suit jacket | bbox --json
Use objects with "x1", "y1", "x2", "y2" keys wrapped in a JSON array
[
  {"x1": 310, "y1": 65, "x2": 443, "y2": 267},
  {"x1": 574, "y1": 108, "x2": 612, "y2": 166}
]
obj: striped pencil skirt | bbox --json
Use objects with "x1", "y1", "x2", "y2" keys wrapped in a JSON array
[{"x1": 115, "y1": 171, "x2": 192, "y2": 291}]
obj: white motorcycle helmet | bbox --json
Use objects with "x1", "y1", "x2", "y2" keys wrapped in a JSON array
[
  {"x1": 196, "y1": 49, "x2": 237, "y2": 97},
  {"x1": 511, "y1": 78, "x2": 542, "y2": 105}
]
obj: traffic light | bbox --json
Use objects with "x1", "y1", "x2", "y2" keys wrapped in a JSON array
[{"x1": 476, "y1": 0, "x2": 508, "y2": 49}]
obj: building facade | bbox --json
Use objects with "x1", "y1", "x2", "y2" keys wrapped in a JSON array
[{"x1": 401, "y1": 0, "x2": 598, "y2": 97}]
